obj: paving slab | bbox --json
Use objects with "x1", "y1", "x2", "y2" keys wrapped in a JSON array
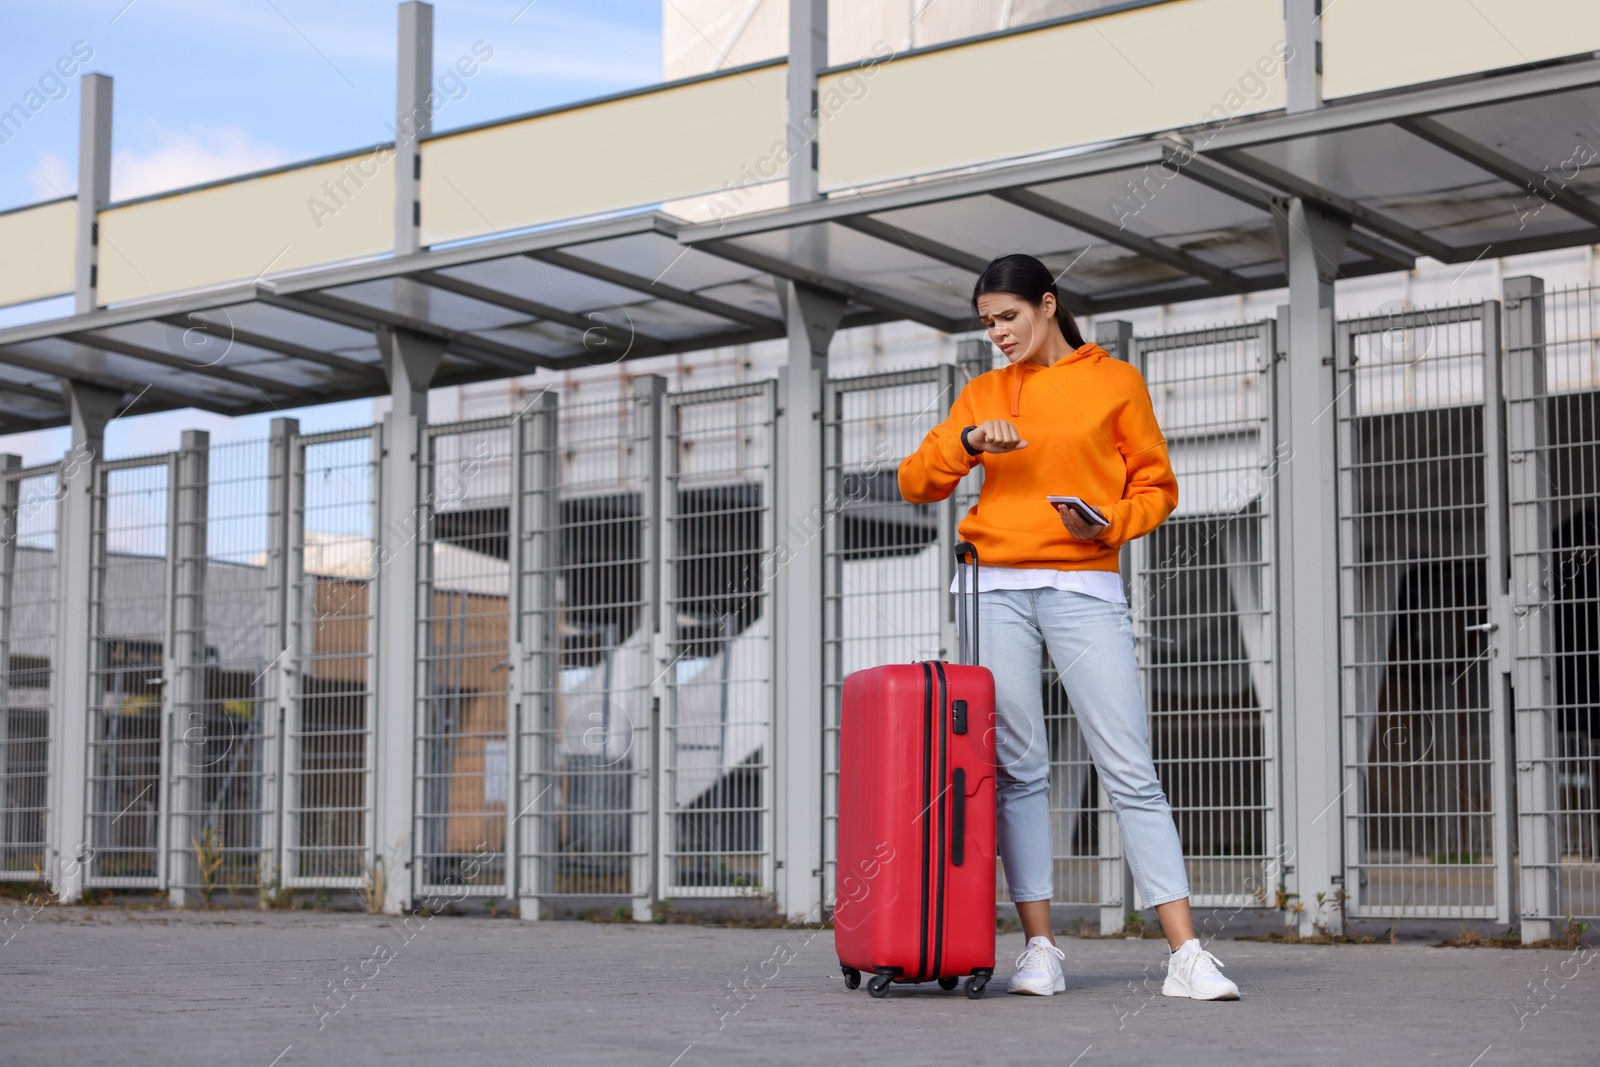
[{"x1": 1, "y1": 908, "x2": 1596, "y2": 1067}]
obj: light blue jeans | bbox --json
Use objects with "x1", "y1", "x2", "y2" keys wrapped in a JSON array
[{"x1": 979, "y1": 587, "x2": 1191, "y2": 907}]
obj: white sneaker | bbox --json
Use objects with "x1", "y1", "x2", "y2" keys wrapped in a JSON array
[
  {"x1": 1162, "y1": 939, "x2": 1239, "y2": 1000},
  {"x1": 1007, "y1": 935, "x2": 1066, "y2": 995}
]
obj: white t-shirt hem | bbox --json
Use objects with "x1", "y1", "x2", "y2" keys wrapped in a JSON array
[{"x1": 949, "y1": 564, "x2": 1127, "y2": 604}]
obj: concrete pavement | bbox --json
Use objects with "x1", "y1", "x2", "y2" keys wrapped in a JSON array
[{"x1": 1, "y1": 907, "x2": 1596, "y2": 1066}]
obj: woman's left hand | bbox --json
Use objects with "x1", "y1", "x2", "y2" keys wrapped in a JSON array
[{"x1": 1056, "y1": 504, "x2": 1103, "y2": 541}]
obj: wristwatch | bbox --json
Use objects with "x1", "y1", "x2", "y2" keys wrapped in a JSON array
[{"x1": 960, "y1": 425, "x2": 980, "y2": 456}]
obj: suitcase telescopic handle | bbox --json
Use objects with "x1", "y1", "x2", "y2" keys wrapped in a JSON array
[{"x1": 954, "y1": 541, "x2": 979, "y2": 666}]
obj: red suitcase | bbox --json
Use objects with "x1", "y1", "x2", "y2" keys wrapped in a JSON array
[{"x1": 835, "y1": 543, "x2": 997, "y2": 998}]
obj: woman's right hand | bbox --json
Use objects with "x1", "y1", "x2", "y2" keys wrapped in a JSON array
[{"x1": 967, "y1": 420, "x2": 1028, "y2": 453}]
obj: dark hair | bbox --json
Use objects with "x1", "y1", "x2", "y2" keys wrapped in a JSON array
[{"x1": 971, "y1": 253, "x2": 1086, "y2": 349}]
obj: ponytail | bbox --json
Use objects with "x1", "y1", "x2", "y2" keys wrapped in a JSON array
[{"x1": 1053, "y1": 302, "x2": 1086, "y2": 349}]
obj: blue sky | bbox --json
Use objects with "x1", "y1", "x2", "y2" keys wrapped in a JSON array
[
  {"x1": 0, "y1": 0, "x2": 662, "y2": 463},
  {"x1": 0, "y1": 0, "x2": 662, "y2": 208}
]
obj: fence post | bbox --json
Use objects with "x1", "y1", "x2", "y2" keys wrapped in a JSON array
[
  {"x1": 654, "y1": 391, "x2": 677, "y2": 919},
  {"x1": 516, "y1": 390, "x2": 559, "y2": 921},
  {"x1": 502, "y1": 413, "x2": 524, "y2": 911},
  {"x1": 1099, "y1": 320, "x2": 1139, "y2": 934},
  {"x1": 1503, "y1": 275, "x2": 1560, "y2": 942},
  {"x1": 166, "y1": 430, "x2": 209, "y2": 906},
  {"x1": 0, "y1": 455, "x2": 19, "y2": 877},
  {"x1": 261, "y1": 418, "x2": 298, "y2": 902},
  {"x1": 1477, "y1": 300, "x2": 1517, "y2": 926},
  {"x1": 631, "y1": 376, "x2": 666, "y2": 921}
]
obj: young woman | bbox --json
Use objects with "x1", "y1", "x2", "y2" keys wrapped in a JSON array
[{"x1": 898, "y1": 254, "x2": 1237, "y2": 1001}]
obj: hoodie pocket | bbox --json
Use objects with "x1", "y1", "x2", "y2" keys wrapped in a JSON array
[{"x1": 977, "y1": 500, "x2": 1079, "y2": 543}]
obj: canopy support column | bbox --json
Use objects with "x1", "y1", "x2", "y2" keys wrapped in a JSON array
[
  {"x1": 373, "y1": 326, "x2": 442, "y2": 914},
  {"x1": 49, "y1": 382, "x2": 119, "y2": 901},
  {"x1": 771, "y1": 0, "x2": 838, "y2": 924},
  {"x1": 774, "y1": 281, "x2": 844, "y2": 922},
  {"x1": 1276, "y1": 200, "x2": 1350, "y2": 936},
  {"x1": 786, "y1": 0, "x2": 827, "y2": 204},
  {"x1": 395, "y1": 1, "x2": 433, "y2": 256},
  {"x1": 1274, "y1": 0, "x2": 1354, "y2": 938},
  {"x1": 75, "y1": 73, "x2": 112, "y2": 314}
]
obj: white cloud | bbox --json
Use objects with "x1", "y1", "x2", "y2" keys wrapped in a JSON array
[
  {"x1": 28, "y1": 123, "x2": 291, "y2": 203},
  {"x1": 111, "y1": 124, "x2": 292, "y2": 200},
  {"x1": 26, "y1": 152, "x2": 74, "y2": 201}
]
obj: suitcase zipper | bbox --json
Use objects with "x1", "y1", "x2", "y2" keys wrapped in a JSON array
[
  {"x1": 916, "y1": 662, "x2": 933, "y2": 984},
  {"x1": 931, "y1": 661, "x2": 949, "y2": 982}
]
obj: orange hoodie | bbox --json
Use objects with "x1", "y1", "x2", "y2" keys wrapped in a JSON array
[{"x1": 898, "y1": 343, "x2": 1178, "y2": 572}]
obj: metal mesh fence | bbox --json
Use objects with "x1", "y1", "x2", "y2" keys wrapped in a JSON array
[
  {"x1": 521, "y1": 388, "x2": 658, "y2": 902},
  {"x1": 85, "y1": 456, "x2": 172, "y2": 887},
  {"x1": 287, "y1": 428, "x2": 378, "y2": 886},
  {"x1": 0, "y1": 468, "x2": 57, "y2": 878},
  {"x1": 1337, "y1": 302, "x2": 1506, "y2": 918},
  {"x1": 5, "y1": 284, "x2": 1585, "y2": 919},
  {"x1": 417, "y1": 417, "x2": 514, "y2": 896},
  {"x1": 167, "y1": 437, "x2": 277, "y2": 897},
  {"x1": 1133, "y1": 322, "x2": 1280, "y2": 908},
  {"x1": 662, "y1": 380, "x2": 775, "y2": 896},
  {"x1": 821, "y1": 366, "x2": 952, "y2": 906},
  {"x1": 1508, "y1": 282, "x2": 1600, "y2": 922}
]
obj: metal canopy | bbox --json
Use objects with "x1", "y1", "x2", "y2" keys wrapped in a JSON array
[
  {"x1": 1, "y1": 55, "x2": 1598, "y2": 433},
  {"x1": 680, "y1": 56, "x2": 1600, "y2": 322},
  {"x1": 0, "y1": 213, "x2": 882, "y2": 433}
]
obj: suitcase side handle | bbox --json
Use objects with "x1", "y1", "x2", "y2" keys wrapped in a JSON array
[
  {"x1": 954, "y1": 541, "x2": 979, "y2": 666},
  {"x1": 951, "y1": 767, "x2": 967, "y2": 866}
]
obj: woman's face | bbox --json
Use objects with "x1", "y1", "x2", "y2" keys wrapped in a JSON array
[{"x1": 976, "y1": 290, "x2": 1056, "y2": 364}]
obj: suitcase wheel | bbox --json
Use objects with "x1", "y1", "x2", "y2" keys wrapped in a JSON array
[
  {"x1": 866, "y1": 974, "x2": 893, "y2": 998},
  {"x1": 840, "y1": 965, "x2": 861, "y2": 990},
  {"x1": 938, "y1": 977, "x2": 959, "y2": 991},
  {"x1": 964, "y1": 975, "x2": 989, "y2": 999}
]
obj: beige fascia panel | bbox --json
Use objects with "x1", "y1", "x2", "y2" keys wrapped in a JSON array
[
  {"x1": 98, "y1": 150, "x2": 395, "y2": 306},
  {"x1": 0, "y1": 199, "x2": 77, "y2": 309},
  {"x1": 1324, "y1": 0, "x2": 1600, "y2": 100},
  {"x1": 420, "y1": 64, "x2": 788, "y2": 246},
  {"x1": 818, "y1": 0, "x2": 1289, "y2": 191}
]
